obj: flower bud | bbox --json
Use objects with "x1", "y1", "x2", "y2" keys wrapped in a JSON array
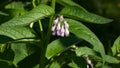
[
  {"x1": 52, "y1": 31, "x2": 56, "y2": 36},
  {"x1": 60, "y1": 32, "x2": 64, "y2": 37},
  {"x1": 60, "y1": 25, "x2": 65, "y2": 33},
  {"x1": 64, "y1": 28, "x2": 69, "y2": 36},
  {"x1": 51, "y1": 25, "x2": 56, "y2": 31},
  {"x1": 64, "y1": 21, "x2": 69, "y2": 28},
  {"x1": 59, "y1": 15, "x2": 64, "y2": 21},
  {"x1": 56, "y1": 23, "x2": 61, "y2": 30},
  {"x1": 57, "y1": 30, "x2": 61, "y2": 36},
  {"x1": 54, "y1": 18, "x2": 59, "y2": 25}
]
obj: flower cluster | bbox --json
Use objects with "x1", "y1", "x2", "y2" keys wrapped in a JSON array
[{"x1": 51, "y1": 15, "x2": 69, "y2": 37}]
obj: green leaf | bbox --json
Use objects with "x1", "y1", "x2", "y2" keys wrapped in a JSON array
[
  {"x1": 66, "y1": 19, "x2": 105, "y2": 57},
  {"x1": 112, "y1": 36, "x2": 120, "y2": 56},
  {"x1": 68, "y1": 57, "x2": 87, "y2": 68},
  {"x1": 103, "y1": 55, "x2": 120, "y2": 63},
  {"x1": 0, "y1": 4, "x2": 54, "y2": 40},
  {"x1": 0, "y1": 26, "x2": 35, "y2": 40},
  {"x1": 56, "y1": 0, "x2": 86, "y2": 11},
  {"x1": 46, "y1": 35, "x2": 80, "y2": 59},
  {"x1": 5, "y1": 1, "x2": 24, "y2": 9},
  {"x1": 1, "y1": 4, "x2": 54, "y2": 26},
  {"x1": 61, "y1": 6, "x2": 113, "y2": 24},
  {"x1": 75, "y1": 47, "x2": 99, "y2": 57},
  {"x1": 11, "y1": 43, "x2": 29, "y2": 65},
  {"x1": 49, "y1": 61, "x2": 61, "y2": 68},
  {"x1": 0, "y1": 44, "x2": 6, "y2": 53}
]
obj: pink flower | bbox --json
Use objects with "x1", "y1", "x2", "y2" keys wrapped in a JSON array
[
  {"x1": 59, "y1": 15, "x2": 64, "y2": 21},
  {"x1": 64, "y1": 21, "x2": 69, "y2": 28},
  {"x1": 64, "y1": 28, "x2": 69, "y2": 36},
  {"x1": 56, "y1": 23, "x2": 61, "y2": 30},
  {"x1": 53, "y1": 18, "x2": 59, "y2": 25},
  {"x1": 51, "y1": 25, "x2": 56, "y2": 31}
]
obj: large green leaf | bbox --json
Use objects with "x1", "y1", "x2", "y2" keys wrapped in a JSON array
[
  {"x1": 11, "y1": 43, "x2": 35, "y2": 65},
  {"x1": 61, "y1": 6, "x2": 113, "y2": 24},
  {"x1": 75, "y1": 47, "x2": 100, "y2": 57},
  {"x1": 1, "y1": 4, "x2": 54, "y2": 26},
  {"x1": 5, "y1": 1, "x2": 24, "y2": 9},
  {"x1": 112, "y1": 36, "x2": 120, "y2": 56},
  {"x1": 0, "y1": 26, "x2": 35, "y2": 40},
  {"x1": 56, "y1": 0, "x2": 86, "y2": 11},
  {"x1": 0, "y1": 4, "x2": 54, "y2": 40},
  {"x1": 66, "y1": 19, "x2": 105, "y2": 57},
  {"x1": 103, "y1": 55, "x2": 120, "y2": 63},
  {"x1": 46, "y1": 35, "x2": 80, "y2": 59}
]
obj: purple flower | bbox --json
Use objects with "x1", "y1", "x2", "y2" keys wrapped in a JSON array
[
  {"x1": 64, "y1": 28, "x2": 69, "y2": 36},
  {"x1": 51, "y1": 15, "x2": 70, "y2": 37},
  {"x1": 51, "y1": 25, "x2": 56, "y2": 31},
  {"x1": 64, "y1": 21, "x2": 69, "y2": 28},
  {"x1": 53, "y1": 18, "x2": 59, "y2": 25},
  {"x1": 59, "y1": 15, "x2": 64, "y2": 21},
  {"x1": 56, "y1": 23, "x2": 61, "y2": 30}
]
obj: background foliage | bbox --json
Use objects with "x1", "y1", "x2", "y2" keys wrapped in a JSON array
[{"x1": 0, "y1": 0, "x2": 120, "y2": 68}]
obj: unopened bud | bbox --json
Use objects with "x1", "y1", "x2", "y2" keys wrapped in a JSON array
[
  {"x1": 60, "y1": 32, "x2": 64, "y2": 37},
  {"x1": 64, "y1": 28, "x2": 69, "y2": 36},
  {"x1": 57, "y1": 30, "x2": 61, "y2": 36},
  {"x1": 56, "y1": 23, "x2": 61, "y2": 30},
  {"x1": 52, "y1": 31, "x2": 56, "y2": 36},
  {"x1": 54, "y1": 18, "x2": 59, "y2": 25},
  {"x1": 59, "y1": 15, "x2": 64, "y2": 21},
  {"x1": 51, "y1": 25, "x2": 56, "y2": 31},
  {"x1": 60, "y1": 25, "x2": 65, "y2": 33},
  {"x1": 64, "y1": 21, "x2": 69, "y2": 28}
]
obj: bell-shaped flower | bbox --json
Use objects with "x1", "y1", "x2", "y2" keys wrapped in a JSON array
[
  {"x1": 59, "y1": 15, "x2": 64, "y2": 21},
  {"x1": 64, "y1": 28, "x2": 69, "y2": 36},
  {"x1": 64, "y1": 21, "x2": 69, "y2": 28},
  {"x1": 56, "y1": 23, "x2": 61, "y2": 30},
  {"x1": 51, "y1": 25, "x2": 56, "y2": 31},
  {"x1": 53, "y1": 18, "x2": 59, "y2": 25}
]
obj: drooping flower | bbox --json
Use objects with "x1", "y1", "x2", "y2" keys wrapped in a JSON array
[{"x1": 51, "y1": 15, "x2": 70, "y2": 37}]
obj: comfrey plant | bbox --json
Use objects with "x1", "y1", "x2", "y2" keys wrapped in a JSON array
[{"x1": 0, "y1": 0, "x2": 120, "y2": 68}]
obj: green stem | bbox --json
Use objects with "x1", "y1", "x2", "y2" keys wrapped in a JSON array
[
  {"x1": 39, "y1": 0, "x2": 56, "y2": 68},
  {"x1": 32, "y1": 0, "x2": 43, "y2": 36},
  {"x1": 45, "y1": 0, "x2": 56, "y2": 45},
  {"x1": 32, "y1": 0, "x2": 56, "y2": 68}
]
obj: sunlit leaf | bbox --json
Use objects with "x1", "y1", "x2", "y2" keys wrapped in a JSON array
[
  {"x1": 75, "y1": 47, "x2": 99, "y2": 57},
  {"x1": 66, "y1": 19, "x2": 105, "y2": 57},
  {"x1": 112, "y1": 36, "x2": 120, "y2": 56},
  {"x1": 61, "y1": 6, "x2": 113, "y2": 24},
  {"x1": 0, "y1": 4, "x2": 54, "y2": 40},
  {"x1": 0, "y1": 26, "x2": 35, "y2": 40}
]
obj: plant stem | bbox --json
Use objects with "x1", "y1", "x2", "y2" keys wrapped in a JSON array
[
  {"x1": 45, "y1": 0, "x2": 56, "y2": 45},
  {"x1": 39, "y1": 0, "x2": 56, "y2": 68}
]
